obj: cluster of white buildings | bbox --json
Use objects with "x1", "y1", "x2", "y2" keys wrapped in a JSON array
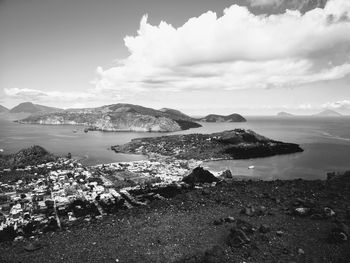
[{"x1": 0, "y1": 155, "x2": 202, "y2": 240}]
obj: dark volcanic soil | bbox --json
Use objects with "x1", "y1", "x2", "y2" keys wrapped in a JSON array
[{"x1": 1, "y1": 174, "x2": 350, "y2": 263}]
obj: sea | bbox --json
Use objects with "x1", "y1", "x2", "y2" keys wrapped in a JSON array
[{"x1": 1, "y1": 117, "x2": 350, "y2": 180}]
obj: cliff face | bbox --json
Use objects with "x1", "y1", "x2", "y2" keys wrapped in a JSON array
[{"x1": 19, "y1": 104, "x2": 201, "y2": 132}]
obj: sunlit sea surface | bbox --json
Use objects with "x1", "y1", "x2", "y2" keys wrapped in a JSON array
[{"x1": 1, "y1": 116, "x2": 350, "y2": 180}]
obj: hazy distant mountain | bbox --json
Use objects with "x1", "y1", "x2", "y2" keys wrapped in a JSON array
[
  {"x1": 19, "y1": 103, "x2": 201, "y2": 132},
  {"x1": 277, "y1": 111, "x2": 294, "y2": 117},
  {"x1": 313, "y1": 109, "x2": 342, "y2": 117},
  {"x1": 198, "y1": 113, "x2": 246, "y2": 123},
  {"x1": 0, "y1": 105, "x2": 9, "y2": 113},
  {"x1": 10, "y1": 102, "x2": 62, "y2": 114}
]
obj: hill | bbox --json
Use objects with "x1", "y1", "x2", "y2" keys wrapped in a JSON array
[
  {"x1": 159, "y1": 108, "x2": 192, "y2": 120},
  {"x1": 10, "y1": 102, "x2": 62, "y2": 114},
  {"x1": 0, "y1": 105, "x2": 9, "y2": 113},
  {"x1": 112, "y1": 129, "x2": 303, "y2": 160},
  {"x1": 313, "y1": 109, "x2": 342, "y2": 117},
  {"x1": 19, "y1": 103, "x2": 201, "y2": 132},
  {"x1": 0, "y1": 145, "x2": 56, "y2": 170},
  {"x1": 277, "y1": 111, "x2": 294, "y2": 117},
  {"x1": 198, "y1": 113, "x2": 246, "y2": 123}
]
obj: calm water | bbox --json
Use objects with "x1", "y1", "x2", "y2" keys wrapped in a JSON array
[{"x1": 1, "y1": 117, "x2": 350, "y2": 180}]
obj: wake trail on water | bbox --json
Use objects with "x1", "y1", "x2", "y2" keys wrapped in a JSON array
[{"x1": 321, "y1": 132, "x2": 350, "y2": 142}]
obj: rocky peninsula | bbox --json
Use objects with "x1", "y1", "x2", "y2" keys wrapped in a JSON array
[
  {"x1": 17, "y1": 104, "x2": 201, "y2": 132},
  {"x1": 112, "y1": 129, "x2": 303, "y2": 160}
]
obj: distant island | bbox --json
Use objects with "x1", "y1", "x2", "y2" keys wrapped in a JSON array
[
  {"x1": 198, "y1": 113, "x2": 246, "y2": 123},
  {"x1": 0, "y1": 102, "x2": 63, "y2": 121},
  {"x1": 277, "y1": 111, "x2": 294, "y2": 117},
  {"x1": 276, "y1": 109, "x2": 344, "y2": 117},
  {"x1": 112, "y1": 129, "x2": 303, "y2": 160},
  {"x1": 10, "y1": 102, "x2": 62, "y2": 114},
  {"x1": 18, "y1": 103, "x2": 201, "y2": 132},
  {"x1": 313, "y1": 109, "x2": 342, "y2": 117}
]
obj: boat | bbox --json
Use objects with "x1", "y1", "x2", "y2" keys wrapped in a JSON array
[
  {"x1": 0, "y1": 149, "x2": 3, "y2": 153},
  {"x1": 248, "y1": 165, "x2": 255, "y2": 169}
]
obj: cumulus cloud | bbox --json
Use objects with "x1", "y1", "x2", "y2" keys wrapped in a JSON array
[
  {"x1": 95, "y1": 0, "x2": 350, "y2": 94},
  {"x1": 322, "y1": 100, "x2": 350, "y2": 109}
]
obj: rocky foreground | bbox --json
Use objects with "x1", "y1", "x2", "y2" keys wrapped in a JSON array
[
  {"x1": 1, "y1": 170, "x2": 349, "y2": 263},
  {"x1": 112, "y1": 129, "x2": 303, "y2": 160}
]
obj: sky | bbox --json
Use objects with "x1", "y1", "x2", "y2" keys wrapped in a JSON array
[{"x1": 1, "y1": 0, "x2": 350, "y2": 115}]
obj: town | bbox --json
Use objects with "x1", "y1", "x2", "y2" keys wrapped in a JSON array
[{"x1": 0, "y1": 155, "x2": 202, "y2": 242}]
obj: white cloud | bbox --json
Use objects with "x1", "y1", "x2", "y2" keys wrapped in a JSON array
[
  {"x1": 322, "y1": 100, "x2": 350, "y2": 109},
  {"x1": 95, "y1": 0, "x2": 350, "y2": 94}
]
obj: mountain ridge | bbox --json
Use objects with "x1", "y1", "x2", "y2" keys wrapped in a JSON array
[
  {"x1": 19, "y1": 103, "x2": 202, "y2": 132},
  {"x1": 10, "y1": 102, "x2": 62, "y2": 114},
  {"x1": 0, "y1": 105, "x2": 9, "y2": 113}
]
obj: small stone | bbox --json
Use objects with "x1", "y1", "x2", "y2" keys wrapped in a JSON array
[
  {"x1": 276, "y1": 230, "x2": 284, "y2": 236},
  {"x1": 259, "y1": 224, "x2": 270, "y2": 234},
  {"x1": 298, "y1": 248, "x2": 305, "y2": 255},
  {"x1": 294, "y1": 207, "x2": 310, "y2": 216},
  {"x1": 202, "y1": 188, "x2": 211, "y2": 195},
  {"x1": 213, "y1": 219, "x2": 224, "y2": 225},
  {"x1": 324, "y1": 207, "x2": 335, "y2": 217},
  {"x1": 23, "y1": 242, "x2": 42, "y2": 252},
  {"x1": 224, "y1": 216, "x2": 235, "y2": 223}
]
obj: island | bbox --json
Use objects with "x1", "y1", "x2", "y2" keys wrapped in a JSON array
[
  {"x1": 277, "y1": 111, "x2": 294, "y2": 117},
  {"x1": 313, "y1": 109, "x2": 342, "y2": 117},
  {"x1": 112, "y1": 129, "x2": 303, "y2": 160},
  {"x1": 198, "y1": 113, "x2": 246, "y2": 122},
  {"x1": 17, "y1": 103, "x2": 201, "y2": 132}
]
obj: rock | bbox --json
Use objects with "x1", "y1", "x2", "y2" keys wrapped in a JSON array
[
  {"x1": 298, "y1": 248, "x2": 305, "y2": 255},
  {"x1": 213, "y1": 219, "x2": 224, "y2": 226},
  {"x1": 256, "y1": 206, "x2": 267, "y2": 216},
  {"x1": 202, "y1": 189, "x2": 211, "y2": 196},
  {"x1": 202, "y1": 246, "x2": 225, "y2": 263},
  {"x1": 14, "y1": 236, "x2": 24, "y2": 242},
  {"x1": 259, "y1": 224, "x2": 270, "y2": 234},
  {"x1": 221, "y1": 169, "x2": 233, "y2": 179},
  {"x1": 294, "y1": 207, "x2": 310, "y2": 216},
  {"x1": 182, "y1": 167, "x2": 219, "y2": 185},
  {"x1": 236, "y1": 219, "x2": 255, "y2": 234},
  {"x1": 227, "y1": 226, "x2": 251, "y2": 248},
  {"x1": 224, "y1": 216, "x2": 235, "y2": 223},
  {"x1": 23, "y1": 242, "x2": 42, "y2": 252},
  {"x1": 330, "y1": 222, "x2": 350, "y2": 243},
  {"x1": 276, "y1": 231, "x2": 284, "y2": 237},
  {"x1": 324, "y1": 207, "x2": 335, "y2": 217},
  {"x1": 240, "y1": 206, "x2": 256, "y2": 217}
]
